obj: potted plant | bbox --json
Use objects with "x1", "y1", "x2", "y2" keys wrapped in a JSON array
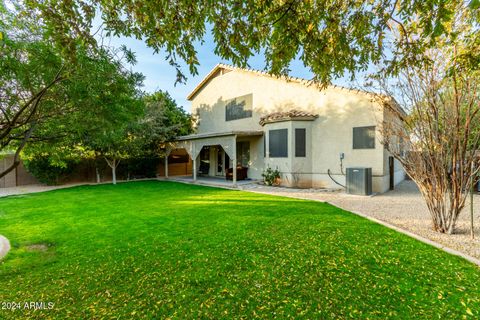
[{"x1": 262, "y1": 167, "x2": 281, "y2": 186}]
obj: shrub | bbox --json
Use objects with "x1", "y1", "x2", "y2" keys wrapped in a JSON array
[
  {"x1": 23, "y1": 156, "x2": 75, "y2": 185},
  {"x1": 262, "y1": 167, "x2": 281, "y2": 186},
  {"x1": 127, "y1": 157, "x2": 160, "y2": 179}
]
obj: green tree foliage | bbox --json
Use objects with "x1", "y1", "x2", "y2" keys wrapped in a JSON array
[
  {"x1": 0, "y1": 3, "x2": 64, "y2": 177},
  {"x1": 24, "y1": 90, "x2": 192, "y2": 185},
  {"x1": 22, "y1": 155, "x2": 76, "y2": 185},
  {"x1": 0, "y1": 1, "x2": 144, "y2": 178},
  {"x1": 138, "y1": 90, "x2": 192, "y2": 156},
  {"x1": 20, "y1": 0, "x2": 480, "y2": 84},
  {"x1": 85, "y1": 90, "x2": 192, "y2": 184},
  {"x1": 86, "y1": 114, "x2": 143, "y2": 185}
]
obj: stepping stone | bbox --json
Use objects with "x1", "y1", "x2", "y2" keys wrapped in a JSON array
[{"x1": 0, "y1": 235, "x2": 10, "y2": 260}]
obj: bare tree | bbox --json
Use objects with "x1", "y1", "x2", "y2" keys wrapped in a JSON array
[
  {"x1": 364, "y1": 2, "x2": 480, "y2": 235},
  {"x1": 376, "y1": 48, "x2": 480, "y2": 234}
]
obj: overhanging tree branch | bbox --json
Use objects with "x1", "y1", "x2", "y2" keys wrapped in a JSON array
[{"x1": 0, "y1": 122, "x2": 36, "y2": 179}]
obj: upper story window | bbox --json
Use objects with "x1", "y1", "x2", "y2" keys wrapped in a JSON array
[
  {"x1": 353, "y1": 126, "x2": 376, "y2": 149},
  {"x1": 269, "y1": 129, "x2": 288, "y2": 158},
  {"x1": 295, "y1": 128, "x2": 306, "y2": 157},
  {"x1": 225, "y1": 94, "x2": 253, "y2": 121}
]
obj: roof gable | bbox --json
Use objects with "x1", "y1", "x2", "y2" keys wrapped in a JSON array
[
  {"x1": 186, "y1": 63, "x2": 380, "y2": 101},
  {"x1": 187, "y1": 64, "x2": 232, "y2": 100}
]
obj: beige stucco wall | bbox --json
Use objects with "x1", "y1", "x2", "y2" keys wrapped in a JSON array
[
  {"x1": 237, "y1": 135, "x2": 264, "y2": 180},
  {"x1": 189, "y1": 68, "x2": 404, "y2": 193},
  {"x1": 263, "y1": 120, "x2": 314, "y2": 188}
]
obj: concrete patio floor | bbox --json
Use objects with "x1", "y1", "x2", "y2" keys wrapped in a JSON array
[{"x1": 165, "y1": 175, "x2": 258, "y2": 188}]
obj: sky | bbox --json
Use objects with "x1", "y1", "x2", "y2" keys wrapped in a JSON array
[{"x1": 105, "y1": 30, "x2": 357, "y2": 113}]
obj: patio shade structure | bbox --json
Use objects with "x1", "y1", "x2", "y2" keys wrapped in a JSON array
[{"x1": 172, "y1": 131, "x2": 263, "y2": 186}]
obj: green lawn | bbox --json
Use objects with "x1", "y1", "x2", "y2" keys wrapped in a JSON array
[{"x1": 0, "y1": 181, "x2": 479, "y2": 319}]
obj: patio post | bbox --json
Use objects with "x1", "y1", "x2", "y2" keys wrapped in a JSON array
[
  {"x1": 164, "y1": 155, "x2": 168, "y2": 178},
  {"x1": 164, "y1": 146, "x2": 172, "y2": 179},
  {"x1": 232, "y1": 136, "x2": 237, "y2": 187},
  {"x1": 193, "y1": 156, "x2": 197, "y2": 182}
]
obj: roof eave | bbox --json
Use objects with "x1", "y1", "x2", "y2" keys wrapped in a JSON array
[
  {"x1": 176, "y1": 130, "x2": 264, "y2": 141},
  {"x1": 186, "y1": 64, "x2": 233, "y2": 101}
]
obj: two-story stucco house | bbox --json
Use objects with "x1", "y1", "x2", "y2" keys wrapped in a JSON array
[{"x1": 170, "y1": 64, "x2": 405, "y2": 193}]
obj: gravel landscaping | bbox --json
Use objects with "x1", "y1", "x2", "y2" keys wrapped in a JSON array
[{"x1": 241, "y1": 180, "x2": 480, "y2": 261}]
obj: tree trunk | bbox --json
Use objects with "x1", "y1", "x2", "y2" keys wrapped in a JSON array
[
  {"x1": 104, "y1": 157, "x2": 120, "y2": 185},
  {"x1": 112, "y1": 164, "x2": 117, "y2": 185},
  {"x1": 471, "y1": 180, "x2": 475, "y2": 239},
  {"x1": 96, "y1": 166, "x2": 101, "y2": 183},
  {"x1": 418, "y1": 183, "x2": 465, "y2": 234}
]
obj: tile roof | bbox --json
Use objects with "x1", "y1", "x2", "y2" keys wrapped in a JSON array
[{"x1": 259, "y1": 110, "x2": 319, "y2": 126}]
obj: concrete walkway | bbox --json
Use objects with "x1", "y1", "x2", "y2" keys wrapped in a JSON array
[
  {"x1": 0, "y1": 184, "x2": 72, "y2": 198},
  {"x1": 0, "y1": 179, "x2": 158, "y2": 198}
]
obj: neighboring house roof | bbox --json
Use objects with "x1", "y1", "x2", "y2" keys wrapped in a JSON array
[
  {"x1": 187, "y1": 63, "x2": 376, "y2": 101},
  {"x1": 259, "y1": 110, "x2": 319, "y2": 126}
]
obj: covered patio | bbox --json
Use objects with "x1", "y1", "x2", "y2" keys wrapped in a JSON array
[{"x1": 167, "y1": 131, "x2": 263, "y2": 187}]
